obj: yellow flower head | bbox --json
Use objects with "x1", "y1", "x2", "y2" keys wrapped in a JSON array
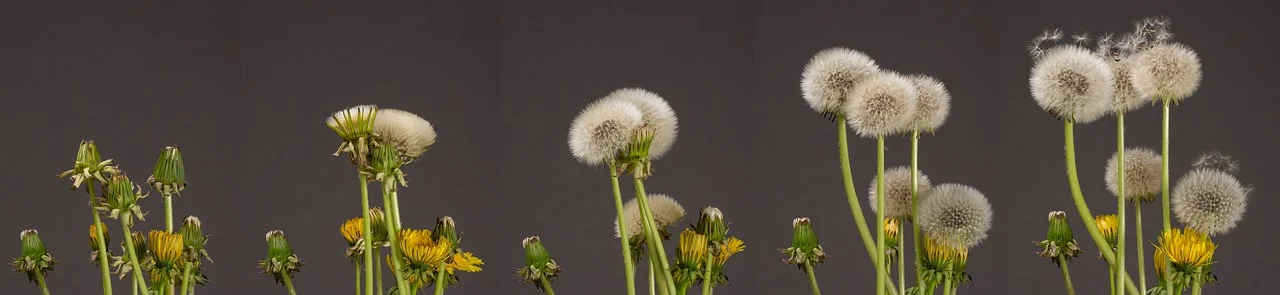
[
  {"x1": 676, "y1": 229, "x2": 709, "y2": 268},
  {"x1": 398, "y1": 228, "x2": 453, "y2": 267},
  {"x1": 713, "y1": 236, "x2": 745, "y2": 268},
  {"x1": 923, "y1": 236, "x2": 968, "y2": 270},
  {"x1": 1154, "y1": 228, "x2": 1215, "y2": 270},
  {"x1": 1095, "y1": 214, "x2": 1119, "y2": 248},
  {"x1": 885, "y1": 218, "x2": 902, "y2": 249},
  {"x1": 89, "y1": 223, "x2": 109, "y2": 250},
  {"x1": 148, "y1": 230, "x2": 183, "y2": 268},
  {"x1": 447, "y1": 252, "x2": 484, "y2": 274},
  {"x1": 340, "y1": 217, "x2": 363, "y2": 246}
]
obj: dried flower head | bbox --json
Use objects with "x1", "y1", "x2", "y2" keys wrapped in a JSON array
[
  {"x1": 1095, "y1": 214, "x2": 1119, "y2": 249},
  {"x1": 568, "y1": 100, "x2": 644, "y2": 166},
  {"x1": 11, "y1": 229, "x2": 57, "y2": 283},
  {"x1": 918, "y1": 183, "x2": 993, "y2": 249},
  {"x1": 1106, "y1": 147, "x2": 1163, "y2": 202},
  {"x1": 614, "y1": 194, "x2": 686, "y2": 239},
  {"x1": 1109, "y1": 59, "x2": 1147, "y2": 112},
  {"x1": 868, "y1": 166, "x2": 934, "y2": 219},
  {"x1": 373, "y1": 108, "x2": 437, "y2": 161},
  {"x1": 905, "y1": 74, "x2": 952, "y2": 132},
  {"x1": 1172, "y1": 169, "x2": 1249, "y2": 236},
  {"x1": 602, "y1": 88, "x2": 679, "y2": 159},
  {"x1": 1131, "y1": 43, "x2": 1202, "y2": 102},
  {"x1": 844, "y1": 71, "x2": 919, "y2": 137},
  {"x1": 1191, "y1": 150, "x2": 1239, "y2": 175},
  {"x1": 1029, "y1": 45, "x2": 1114, "y2": 123},
  {"x1": 801, "y1": 47, "x2": 881, "y2": 118},
  {"x1": 59, "y1": 140, "x2": 118, "y2": 190}
]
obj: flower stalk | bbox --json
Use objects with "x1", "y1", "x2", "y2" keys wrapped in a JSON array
[
  {"x1": 1064, "y1": 122, "x2": 1141, "y2": 295},
  {"x1": 609, "y1": 162, "x2": 638, "y2": 295},
  {"x1": 835, "y1": 119, "x2": 898, "y2": 294},
  {"x1": 1116, "y1": 113, "x2": 1127, "y2": 295}
]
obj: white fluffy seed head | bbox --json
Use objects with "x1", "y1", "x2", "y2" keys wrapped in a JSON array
[
  {"x1": 1131, "y1": 43, "x2": 1202, "y2": 102},
  {"x1": 568, "y1": 100, "x2": 644, "y2": 166},
  {"x1": 1172, "y1": 169, "x2": 1249, "y2": 236},
  {"x1": 867, "y1": 166, "x2": 934, "y2": 219},
  {"x1": 918, "y1": 183, "x2": 993, "y2": 249},
  {"x1": 844, "y1": 71, "x2": 918, "y2": 137},
  {"x1": 1109, "y1": 59, "x2": 1147, "y2": 113},
  {"x1": 1029, "y1": 45, "x2": 1114, "y2": 123},
  {"x1": 801, "y1": 47, "x2": 881, "y2": 117},
  {"x1": 614, "y1": 194, "x2": 686, "y2": 238},
  {"x1": 905, "y1": 74, "x2": 951, "y2": 132},
  {"x1": 1105, "y1": 147, "x2": 1163, "y2": 202},
  {"x1": 602, "y1": 88, "x2": 679, "y2": 159},
  {"x1": 372, "y1": 109, "x2": 437, "y2": 160}
]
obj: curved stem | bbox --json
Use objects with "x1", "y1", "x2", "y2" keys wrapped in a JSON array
[
  {"x1": 1063, "y1": 122, "x2": 1142, "y2": 295},
  {"x1": 86, "y1": 182, "x2": 114, "y2": 295},
  {"x1": 283, "y1": 274, "x2": 298, "y2": 295},
  {"x1": 180, "y1": 263, "x2": 194, "y2": 295},
  {"x1": 1057, "y1": 256, "x2": 1075, "y2": 295},
  {"x1": 609, "y1": 163, "x2": 638, "y2": 295},
  {"x1": 634, "y1": 178, "x2": 678, "y2": 295},
  {"x1": 433, "y1": 261, "x2": 447, "y2": 295},
  {"x1": 120, "y1": 219, "x2": 151, "y2": 295},
  {"x1": 359, "y1": 176, "x2": 375, "y2": 295},
  {"x1": 910, "y1": 131, "x2": 924, "y2": 293},
  {"x1": 876, "y1": 136, "x2": 886, "y2": 295},
  {"x1": 702, "y1": 251, "x2": 714, "y2": 295},
  {"x1": 385, "y1": 189, "x2": 411, "y2": 295},
  {"x1": 1134, "y1": 202, "x2": 1147, "y2": 292},
  {"x1": 1161, "y1": 101, "x2": 1171, "y2": 232},
  {"x1": 804, "y1": 262, "x2": 822, "y2": 295},
  {"x1": 1117, "y1": 114, "x2": 1127, "y2": 295},
  {"x1": 34, "y1": 269, "x2": 51, "y2": 295},
  {"x1": 540, "y1": 277, "x2": 556, "y2": 295},
  {"x1": 835, "y1": 119, "x2": 899, "y2": 294}
]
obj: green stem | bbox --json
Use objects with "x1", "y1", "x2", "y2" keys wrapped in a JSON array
[
  {"x1": 86, "y1": 181, "x2": 114, "y2": 295},
  {"x1": 120, "y1": 219, "x2": 151, "y2": 295},
  {"x1": 702, "y1": 251, "x2": 714, "y2": 295},
  {"x1": 610, "y1": 163, "x2": 638, "y2": 295},
  {"x1": 180, "y1": 263, "x2": 194, "y2": 295},
  {"x1": 354, "y1": 263, "x2": 362, "y2": 295},
  {"x1": 1190, "y1": 268, "x2": 1202, "y2": 295},
  {"x1": 375, "y1": 247, "x2": 384, "y2": 295},
  {"x1": 911, "y1": 130, "x2": 924, "y2": 293},
  {"x1": 283, "y1": 274, "x2": 298, "y2": 295},
  {"x1": 433, "y1": 261, "x2": 448, "y2": 295},
  {"x1": 1135, "y1": 202, "x2": 1147, "y2": 292},
  {"x1": 34, "y1": 269, "x2": 51, "y2": 295},
  {"x1": 876, "y1": 136, "x2": 886, "y2": 295},
  {"x1": 1161, "y1": 101, "x2": 1171, "y2": 232},
  {"x1": 835, "y1": 119, "x2": 898, "y2": 295},
  {"x1": 1057, "y1": 256, "x2": 1075, "y2": 295},
  {"x1": 1117, "y1": 113, "x2": 1127, "y2": 295},
  {"x1": 1063, "y1": 122, "x2": 1142, "y2": 295},
  {"x1": 540, "y1": 277, "x2": 556, "y2": 295},
  {"x1": 164, "y1": 194, "x2": 174, "y2": 232},
  {"x1": 648, "y1": 245, "x2": 670, "y2": 295},
  {"x1": 134, "y1": 276, "x2": 139, "y2": 295},
  {"x1": 648, "y1": 259, "x2": 657, "y2": 295},
  {"x1": 897, "y1": 227, "x2": 905, "y2": 295},
  {"x1": 1110, "y1": 269, "x2": 1116, "y2": 295},
  {"x1": 804, "y1": 262, "x2": 822, "y2": 295},
  {"x1": 634, "y1": 178, "x2": 678, "y2": 295},
  {"x1": 359, "y1": 176, "x2": 375, "y2": 295},
  {"x1": 385, "y1": 189, "x2": 411, "y2": 295}
]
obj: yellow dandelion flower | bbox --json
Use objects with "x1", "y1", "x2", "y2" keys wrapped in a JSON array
[
  {"x1": 676, "y1": 229, "x2": 709, "y2": 268},
  {"x1": 340, "y1": 217, "x2": 363, "y2": 246},
  {"x1": 713, "y1": 236, "x2": 745, "y2": 268},
  {"x1": 885, "y1": 218, "x2": 901, "y2": 249},
  {"x1": 447, "y1": 252, "x2": 483, "y2": 274},
  {"x1": 1154, "y1": 228, "x2": 1215, "y2": 270},
  {"x1": 398, "y1": 229, "x2": 452, "y2": 267},
  {"x1": 148, "y1": 230, "x2": 183, "y2": 268},
  {"x1": 1094, "y1": 214, "x2": 1119, "y2": 248},
  {"x1": 89, "y1": 223, "x2": 109, "y2": 250},
  {"x1": 923, "y1": 235, "x2": 968, "y2": 270}
]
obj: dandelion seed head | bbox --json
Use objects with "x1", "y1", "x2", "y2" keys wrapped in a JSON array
[
  {"x1": 615, "y1": 194, "x2": 686, "y2": 238},
  {"x1": 867, "y1": 166, "x2": 934, "y2": 219},
  {"x1": 1173, "y1": 169, "x2": 1249, "y2": 236},
  {"x1": 373, "y1": 109, "x2": 437, "y2": 160},
  {"x1": 1029, "y1": 45, "x2": 1114, "y2": 123},
  {"x1": 905, "y1": 74, "x2": 951, "y2": 132},
  {"x1": 801, "y1": 47, "x2": 881, "y2": 117},
  {"x1": 1109, "y1": 59, "x2": 1147, "y2": 112},
  {"x1": 568, "y1": 100, "x2": 644, "y2": 166},
  {"x1": 602, "y1": 88, "x2": 679, "y2": 159},
  {"x1": 1105, "y1": 147, "x2": 1162, "y2": 202},
  {"x1": 1131, "y1": 43, "x2": 1202, "y2": 102},
  {"x1": 844, "y1": 71, "x2": 918, "y2": 137},
  {"x1": 918, "y1": 183, "x2": 993, "y2": 249}
]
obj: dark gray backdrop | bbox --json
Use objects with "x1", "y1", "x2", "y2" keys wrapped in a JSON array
[{"x1": 2, "y1": 0, "x2": 1276, "y2": 294}]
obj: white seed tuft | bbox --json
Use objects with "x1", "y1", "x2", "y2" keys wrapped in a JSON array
[
  {"x1": 568, "y1": 100, "x2": 644, "y2": 166},
  {"x1": 1130, "y1": 43, "x2": 1202, "y2": 102},
  {"x1": 1173, "y1": 169, "x2": 1249, "y2": 236},
  {"x1": 373, "y1": 109, "x2": 437, "y2": 160},
  {"x1": 918, "y1": 183, "x2": 993, "y2": 249},
  {"x1": 867, "y1": 166, "x2": 934, "y2": 219},
  {"x1": 801, "y1": 47, "x2": 881, "y2": 117},
  {"x1": 844, "y1": 71, "x2": 918, "y2": 137},
  {"x1": 614, "y1": 194, "x2": 686, "y2": 238},
  {"x1": 1029, "y1": 45, "x2": 1114, "y2": 123},
  {"x1": 905, "y1": 75, "x2": 951, "y2": 132},
  {"x1": 1109, "y1": 59, "x2": 1147, "y2": 113},
  {"x1": 1105, "y1": 147, "x2": 1162, "y2": 202},
  {"x1": 601, "y1": 88, "x2": 679, "y2": 159}
]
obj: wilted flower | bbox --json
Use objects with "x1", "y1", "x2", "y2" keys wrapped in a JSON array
[
  {"x1": 905, "y1": 74, "x2": 952, "y2": 132},
  {"x1": 88, "y1": 223, "x2": 110, "y2": 261},
  {"x1": 111, "y1": 231, "x2": 147, "y2": 279},
  {"x1": 1130, "y1": 43, "x2": 1202, "y2": 102},
  {"x1": 11, "y1": 230, "x2": 57, "y2": 283},
  {"x1": 614, "y1": 194, "x2": 686, "y2": 239},
  {"x1": 844, "y1": 71, "x2": 918, "y2": 137},
  {"x1": 258, "y1": 230, "x2": 302, "y2": 285},
  {"x1": 1106, "y1": 147, "x2": 1163, "y2": 203},
  {"x1": 918, "y1": 184, "x2": 993, "y2": 249},
  {"x1": 568, "y1": 99, "x2": 644, "y2": 166},
  {"x1": 782, "y1": 218, "x2": 827, "y2": 267},
  {"x1": 868, "y1": 166, "x2": 934, "y2": 220},
  {"x1": 340, "y1": 217, "x2": 365, "y2": 260},
  {"x1": 369, "y1": 208, "x2": 389, "y2": 246},
  {"x1": 100, "y1": 173, "x2": 148, "y2": 226},
  {"x1": 58, "y1": 140, "x2": 118, "y2": 190},
  {"x1": 516, "y1": 236, "x2": 562, "y2": 291},
  {"x1": 148, "y1": 146, "x2": 187, "y2": 196},
  {"x1": 1035, "y1": 211, "x2": 1082, "y2": 265},
  {"x1": 801, "y1": 47, "x2": 881, "y2": 118},
  {"x1": 1172, "y1": 169, "x2": 1249, "y2": 236},
  {"x1": 708, "y1": 236, "x2": 745, "y2": 286},
  {"x1": 602, "y1": 88, "x2": 679, "y2": 159},
  {"x1": 1030, "y1": 45, "x2": 1114, "y2": 123},
  {"x1": 373, "y1": 108, "x2": 437, "y2": 161}
]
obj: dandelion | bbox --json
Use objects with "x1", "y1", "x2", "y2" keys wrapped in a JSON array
[
  {"x1": 11, "y1": 229, "x2": 57, "y2": 294},
  {"x1": 1109, "y1": 59, "x2": 1146, "y2": 113},
  {"x1": 1106, "y1": 147, "x2": 1162, "y2": 202},
  {"x1": 801, "y1": 47, "x2": 881, "y2": 118},
  {"x1": 868, "y1": 166, "x2": 934, "y2": 219},
  {"x1": 257, "y1": 230, "x2": 301, "y2": 293},
  {"x1": 326, "y1": 105, "x2": 378, "y2": 166},
  {"x1": 602, "y1": 88, "x2": 679, "y2": 159},
  {"x1": 1131, "y1": 43, "x2": 1202, "y2": 102},
  {"x1": 1153, "y1": 228, "x2": 1216, "y2": 289},
  {"x1": 1191, "y1": 150, "x2": 1239, "y2": 174},
  {"x1": 672, "y1": 229, "x2": 708, "y2": 289},
  {"x1": 1172, "y1": 169, "x2": 1249, "y2": 236},
  {"x1": 568, "y1": 99, "x2": 645, "y2": 166},
  {"x1": 905, "y1": 75, "x2": 951, "y2": 132},
  {"x1": 373, "y1": 109, "x2": 437, "y2": 161},
  {"x1": 920, "y1": 235, "x2": 970, "y2": 289},
  {"x1": 1035, "y1": 211, "x2": 1082, "y2": 264},
  {"x1": 918, "y1": 184, "x2": 993, "y2": 250},
  {"x1": 516, "y1": 236, "x2": 563, "y2": 292},
  {"x1": 88, "y1": 224, "x2": 110, "y2": 262},
  {"x1": 1029, "y1": 45, "x2": 1114, "y2": 123},
  {"x1": 614, "y1": 194, "x2": 686, "y2": 239},
  {"x1": 844, "y1": 71, "x2": 919, "y2": 138},
  {"x1": 1095, "y1": 214, "x2": 1119, "y2": 249}
]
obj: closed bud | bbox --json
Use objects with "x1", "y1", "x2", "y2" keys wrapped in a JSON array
[
  {"x1": 432, "y1": 216, "x2": 459, "y2": 247},
  {"x1": 128, "y1": 231, "x2": 148, "y2": 261},
  {"x1": 517, "y1": 236, "x2": 563, "y2": 291},
  {"x1": 258, "y1": 230, "x2": 303, "y2": 285},
  {"x1": 695, "y1": 207, "x2": 727, "y2": 243},
  {"x1": 265, "y1": 231, "x2": 292, "y2": 261},
  {"x1": 148, "y1": 146, "x2": 187, "y2": 195},
  {"x1": 11, "y1": 229, "x2": 58, "y2": 283},
  {"x1": 103, "y1": 173, "x2": 147, "y2": 224},
  {"x1": 1035, "y1": 211, "x2": 1082, "y2": 265},
  {"x1": 19, "y1": 230, "x2": 47, "y2": 260},
  {"x1": 522, "y1": 236, "x2": 553, "y2": 267},
  {"x1": 369, "y1": 208, "x2": 388, "y2": 245},
  {"x1": 783, "y1": 217, "x2": 827, "y2": 268},
  {"x1": 180, "y1": 216, "x2": 211, "y2": 263},
  {"x1": 89, "y1": 223, "x2": 110, "y2": 251},
  {"x1": 75, "y1": 141, "x2": 103, "y2": 170}
]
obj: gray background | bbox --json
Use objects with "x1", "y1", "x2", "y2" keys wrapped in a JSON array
[{"x1": 2, "y1": 0, "x2": 1275, "y2": 294}]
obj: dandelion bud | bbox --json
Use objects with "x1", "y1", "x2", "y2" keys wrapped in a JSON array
[
  {"x1": 148, "y1": 230, "x2": 183, "y2": 269},
  {"x1": 180, "y1": 216, "x2": 211, "y2": 262},
  {"x1": 885, "y1": 218, "x2": 901, "y2": 251},
  {"x1": 60, "y1": 140, "x2": 116, "y2": 190},
  {"x1": 340, "y1": 217, "x2": 364, "y2": 260},
  {"x1": 368, "y1": 144, "x2": 406, "y2": 186},
  {"x1": 783, "y1": 217, "x2": 826, "y2": 267},
  {"x1": 128, "y1": 231, "x2": 148, "y2": 261},
  {"x1": 1095, "y1": 214, "x2": 1119, "y2": 249},
  {"x1": 11, "y1": 230, "x2": 57, "y2": 283},
  {"x1": 148, "y1": 146, "x2": 187, "y2": 195},
  {"x1": 432, "y1": 216, "x2": 459, "y2": 247},
  {"x1": 258, "y1": 230, "x2": 302, "y2": 285},
  {"x1": 75, "y1": 140, "x2": 103, "y2": 170},
  {"x1": 369, "y1": 208, "x2": 389, "y2": 245},
  {"x1": 695, "y1": 207, "x2": 727, "y2": 243},
  {"x1": 103, "y1": 173, "x2": 147, "y2": 224},
  {"x1": 89, "y1": 223, "x2": 109, "y2": 251},
  {"x1": 517, "y1": 236, "x2": 562, "y2": 290},
  {"x1": 1035, "y1": 211, "x2": 1082, "y2": 265}
]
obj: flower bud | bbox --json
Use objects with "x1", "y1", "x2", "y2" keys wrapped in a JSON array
[
  {"x1": 258, "y1": 230, "x2": 302, "y2": 285},
  {"x1": 60, "y1": 140, "x2": 115, "y2": 190},
  {"x1": 1094, "y1": 214, "x2": 1119, "y2": 249},
  {"x1": 782, "y1": 217, "x2": 827, "y2": 267},
  {"x1": 369, "y1": 208, "x2": 388, "y2": 245},
  {"x1": 11, "y1": 229, "x2": 58, "y2": 283},
  {"x1": 148, "y1": 146, "x2": 187, "y2": 195},
  {"x1": 89, "y1": 223, "x2": 110, "y2": 251},
  {"x1": 180, "y1": 216, "x2": 211, "y2": 262},
  {"x1": 695, "y1": 207, "x2": 727, "y2": 243},
  {"x1": 103, "y1": 173, "x2": 147, "y2": 224},
  {"x1": 20, "y1": 230, "x2": 47, "y2": 260},
  {"x1": 148, "y1": 230, "x2": 183, "y2": 268},
  {"x1": 432, "y1": 216, "x2": 459, "y2": 247},
  {"x1": 516, "y1": 236, "x2": 563, "y2": 291},
  {"x1": 1035, "y1": 211, "x2": 1082, "y2": 264}
]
